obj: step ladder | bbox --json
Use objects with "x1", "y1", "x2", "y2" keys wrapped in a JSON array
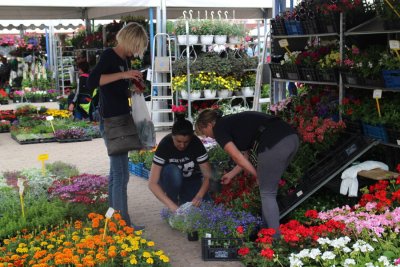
[{"x1": 150, "y1": 33, "x2": 175, "y2": 128}]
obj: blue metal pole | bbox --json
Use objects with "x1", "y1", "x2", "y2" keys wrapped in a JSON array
[
  {"x1": 45, "y1": 28, "x2": 50, "y2": 68},
  {"x1": 149, "y1": 7, "x2": 154, "y2": 62}
]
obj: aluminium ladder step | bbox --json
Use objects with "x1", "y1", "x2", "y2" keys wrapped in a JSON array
[
  {"x1": 152, "y1": 82, "x2": 172, "y2": 87},
  {"x1": 151, "y1": 109, "x2": 173, "y2": 113},
  {"x1": 151, "y1": 96, "x2": 173, "y2": 100},
  {"x1": 153, "y1": 121, "x2": 174, "y2": 127}
]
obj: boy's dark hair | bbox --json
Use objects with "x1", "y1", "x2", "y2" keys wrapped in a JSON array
[
  {"x1": 77, "y1": 61, "x2": 90, "y2": 73},
  {"x1": 172, "y1": 114, "x2": 194, "y2": 136}
]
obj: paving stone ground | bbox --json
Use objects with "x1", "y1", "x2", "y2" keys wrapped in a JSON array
[{"x1": 0, "y1": 104, "x2": 244, "y2": 267}]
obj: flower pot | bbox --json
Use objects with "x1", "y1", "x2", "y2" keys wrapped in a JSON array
[
  {"x1": 241, "y1": 87, "x2": 254, "y2": 97},
  {"x1": 217, "y1": 89, "x2": 229, "y2": 98},
  {"x1": 180, "y1": 90, "x2": 188, "y2": 99},
  {"x1": 214, "y1": 35, "x2": 227, "y2": 45},
  {"x1": 203, "y1": 89, "x2": 216, "y2": 98},
  {"x1": 177, "y1": 35, "x2": 186, "y2": 45},
  {"x1": 190, "y1": 90, "x2": 201, "y2": 99},
  {"x1": 177, "y1": 35, "x2": 198, "y2": 45},
  {"x1": 228, "y1": 36, "x2": 240, "y2": 44},
  {"x1": 187, "y1": 231, "x2": 199, "y2": 241},
  {"x1": 234, "y1": 90, "x2": 242, "y2": 96},
  {"x1": 200, "y1": 35, "x2": 214, "y2": 45}
]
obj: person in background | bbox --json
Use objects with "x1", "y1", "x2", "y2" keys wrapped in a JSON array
[
  {"x1": 87, "y1": 22, "x2": 148, "y2": 230},
  {"x1": 148, "y1": 115, "x2": 211, "y2": 212},
  {"x1": 195, "y1": 110, "x2": 299, "y2": 238},
  {"x1": 0, "y1": 56, "x2": 11, "y2": 87},
  {"x1": 68, "y1": 61, "x2": 93, "y2": 120},
  {"x1": 288, "y1": 82, "x2": 298, "y2": 96}
]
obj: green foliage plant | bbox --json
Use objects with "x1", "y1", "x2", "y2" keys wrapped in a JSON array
[
  {"x1": 197, "y1": 20, "x2": 215, "y2": 35},
  {"x1": 0, "y1": 190, "x2": 67, "y2": 239},
  {"x1": 212, "y1": 20, "x2": 231, "y2": 35},
  {"x1": 45, "y1": 161, "x2": 80, "y2": 179}
]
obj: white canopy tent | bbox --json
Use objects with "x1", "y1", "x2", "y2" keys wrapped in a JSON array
[{"x1": 0, "y1": 0, "x2": 272, "y2": 20}]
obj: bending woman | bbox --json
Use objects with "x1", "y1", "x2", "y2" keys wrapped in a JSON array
[{"x1": 195, "y1": 110, "x2": 299, "y2": 237}]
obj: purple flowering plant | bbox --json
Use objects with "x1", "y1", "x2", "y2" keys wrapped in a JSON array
[
  {"x1": 54, "y1": 128, "x2": 86, "y2": 140},
  {"x1": 48, "y1": 174, "x2": 108, "y2": 204},
  {"x1": 161, "y1": 202, "x2": 261, "y2": 239}
]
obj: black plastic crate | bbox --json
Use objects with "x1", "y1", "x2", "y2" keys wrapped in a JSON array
[
  {"x1": 343, "y1": 119, "x2": 363, "y2": 134},
  {"x1": 305, "y1": 134, "x2": 369, "y2": 188},
  {"x1": 317, "y1": 13, "x2": 339, "y2": 33},
  {"x1": 301, "y1": 19, "x2": 318, "y2": 34},
  {"x1": 317, "y1": 69, "x2": 339, "y2": 83},
  {"x1": 299, "y1": 66, "x2": 319, "y2": 81},
  {"x1": 342, "y1": 72, "x2": 365, "y2": 85},
  {"x1": 285, "y1": 64, "x2": 301, "y2": 80},
  {"x1": 387, "y1": 128, "x2": 400, "y2": 146},
  {"x1": 269, "y1": 63, "x2": 286, "y2": 79},
  {"x1": 271, "y1": 18, "x2": 287, "y2": 35},
  {"x1": 278, "y1": 183, "x2": 307, "y2": 211},
  {"x1": 201, "y1": 238, "x2": 242, "y2": 261}
]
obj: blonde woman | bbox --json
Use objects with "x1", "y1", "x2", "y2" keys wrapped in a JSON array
[{"x1": 88, "y1": 22, "x2": 148, "y2": 230}]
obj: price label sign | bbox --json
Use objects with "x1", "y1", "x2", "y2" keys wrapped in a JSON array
[
  {"x1": 389, "y1": 40, "x2": 400, "y2": 50},
  {"x1": 105, "y1": 207, "x2": 115, "y2": 219},
  {"x1": 278, "y1": 39, "x2": 289, "y2": 48},
  {"x1": 37, "y1": 153, "x2": 49, "y2": 161},
  {"x1": 146, "y1": 69, "x2": 152, "y2": 81},
  {"x1": 373, "y1": 89, "x2": 382, "y2": 99},
  {"x1": 19, "y1": 185, "x2": 25, "y2": 195},
  {"x1": 17, "y1": 178, "x2": 24, "y2": 188},
  {"x1": 46, "y1": 116, "x2": 54, "y2": 121}
]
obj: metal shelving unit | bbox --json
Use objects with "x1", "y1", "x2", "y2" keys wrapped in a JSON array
[{"x1": 268, "y1": 14, "x2": 400, "y2": 218}]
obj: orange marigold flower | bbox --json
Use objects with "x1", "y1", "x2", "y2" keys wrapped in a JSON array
[
  {"x1": 113, "y1": 213, "x2": 122, "y2": 221},
  {"x1": 120, "y1": 251, "x2": 128, "y2": 257},
  {"x1": 88, "y1": 213, "x2": 97, "y2": 219},
  {"x1": 74, "y1": 221, "x2": 83, "y2": 229},
  {"x1": 119, "y1": 220, "x2": 127, "y2": 227},
  {"x1": 92, "y1": 219, "x2": 100, "y2": 228},
  {"x1": 107, "y1": 250, "x2": 117, "y2": 258}
]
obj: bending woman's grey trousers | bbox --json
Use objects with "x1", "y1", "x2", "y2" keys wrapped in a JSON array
[{"x1": 257, "y1": 134, "x2": 299, "y2": 237}]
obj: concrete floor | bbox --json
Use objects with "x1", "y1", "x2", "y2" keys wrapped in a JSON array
[{"x1": 0, "y1": 103, "x2": 244, "y2": 267}]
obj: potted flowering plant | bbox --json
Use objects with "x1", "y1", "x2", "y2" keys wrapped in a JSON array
[
  {"x1": 280, "y1": 51, "x2": 302, "y2": 80},
  {"x1": 197, "y1": 20, "x2": 215, "y2": 45},
  {"x1": 0, "y1": 89, "x2": 9, "y2": 104},
  {"x1": 54, "y1": 128, "x2": 90, "y2": 142},
  {"x1": 174, "y1": 19, "x2": 199, "y2": 45}
]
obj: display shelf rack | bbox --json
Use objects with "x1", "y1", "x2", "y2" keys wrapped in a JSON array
[
  {"x1": 279, "y1": 134, "x2": 379, "y2": 218},
  {"x1": 273, "y1": 78, "x2": 338, "y2": 86}
]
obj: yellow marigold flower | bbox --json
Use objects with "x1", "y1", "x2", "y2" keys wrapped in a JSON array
[
  {"x1": 154, "y1": 250, "x2": 164, "y2": 256},
  {"x1": 47, "y1": 244, "x2": 54, "y2": 250},
  {"x1": 40, "y1": 242, "x2": 48, "y2": 246},
  {"x1": 72, "y1": 235, "x2": 80, "y2": 242},
  {"x1": 130, "y1": 257, "x2": 137, "y2": 265},
  {"x1": 140, "y1": 239, "x2": 147, "y2": 244},
  {"x1": 121, "y1": 244, "x2": 128, "y2": 249},
  {"x1": 160, "y1": 255, "x2": 170, "y2": 263},
  {"x1": 147, "y1": 241, "x2": 155, "y2": 247},
  {"x1": 146, "y1": 257, "x2": 154, "y2": 264},
  {"x1": 142, "y1": 251, "x2": 151, "y2": 258}
]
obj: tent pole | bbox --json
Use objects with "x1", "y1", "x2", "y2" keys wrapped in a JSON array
[{"x1": 149, "y1": 8, "x2": 154, "y2": 63}]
